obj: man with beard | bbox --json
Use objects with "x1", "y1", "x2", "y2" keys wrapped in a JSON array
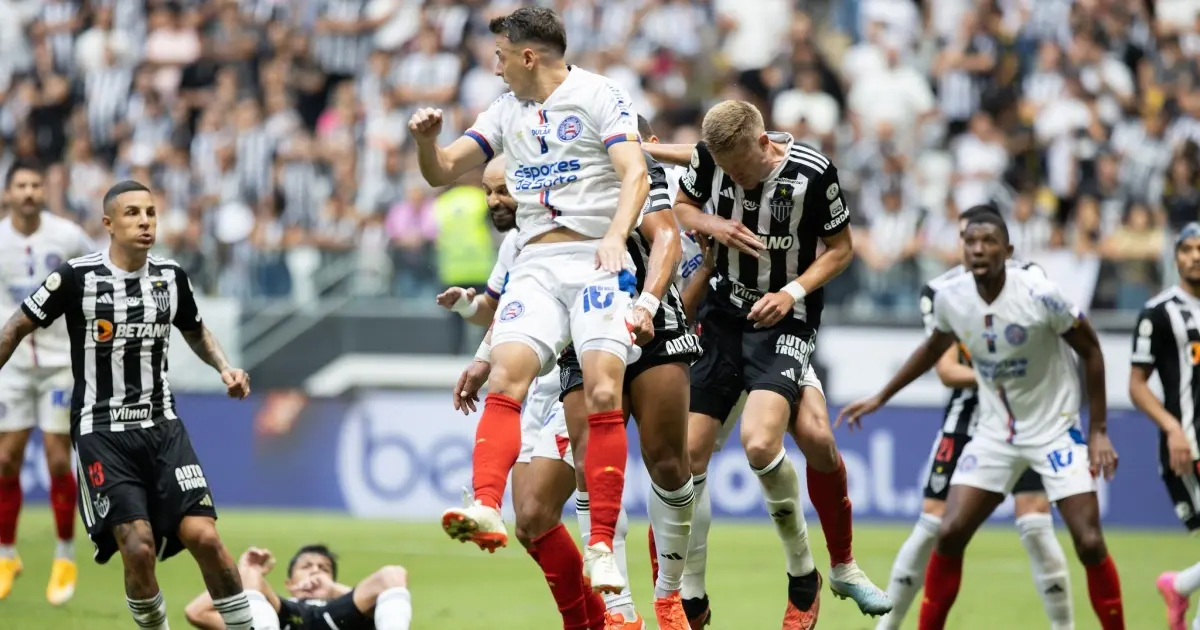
[{"x1": 0, "y1": 159, "x2": 93, "y2": 603}]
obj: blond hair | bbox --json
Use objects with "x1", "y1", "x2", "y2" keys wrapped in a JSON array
[{"x1": 701, "y1": 101, "x2": 765, "y2": 155}]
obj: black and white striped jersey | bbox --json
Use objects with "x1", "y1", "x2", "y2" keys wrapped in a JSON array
[
  {"x1": 678, "y1": 133, "x2": 848, "y2": 332},
  {"x1": 628, "y1": 154, "x2": 687, "y2": 334},
  {"x1": 1131, "y1": 287, "x2": 1200, "y2": 464},
  {"x1": 919, "y1": 259, "x2": 1044, "y2": 435},
  {"x1": 20, "y1": 251, "x2": 203, "y2": 436}
]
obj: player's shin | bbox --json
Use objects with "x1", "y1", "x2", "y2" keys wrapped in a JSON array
[
  {"x1": 0, "y1": 474, "x2": 21, "y2": 553},
  {"x1": 681, "y1": 472, "x2": 711, "y2": 601},
  {"x1": 530, "y1": 523, "x2": 602, "y2": 630},
  {"x1": 877, "y1": 512, "x2": 940, "y2": 630},
  {"x1": 374, "y1": 586, "x2": 414, "y2": 630},
  {"x1": 584, "y1": 407, "x2": 626, "y2": 551},
  {"x1": 1083, "y1": 555, "x2": 1124, "y2": 630},
  {"x1": 49, "y1": 470, "x2": 75, "y2": 557},
  {"x1": 806, "y1": 453, "x2": 854, "y2": 568},
  {"x1": 1016, "y1": 513, "x2": 1074, "y2": 628},
  {"x1": 127, "y1": 592, "x2": 171, "y2": 630},
  {"x1": 918, "y1": 551, "x2": 963, "y2": 630},
  {"x1": 211, "y1": 592, "x2": 253, "y2": 630},
  {"x1": 648, "y1": 477, "x2": 695, "y2": 598},
  {"x1": 473, "y1": 393, "x2": 524, "y2": 510},
  {"x1": 753, "y1": 450, "x2": 816, "y2": 579},
  {"x1": 245, "y1": 590, "x2": 282, "y2": 630}
]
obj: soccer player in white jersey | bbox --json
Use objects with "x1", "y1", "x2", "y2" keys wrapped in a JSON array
[
  {"x1": 838, "y1": 211, "x2": 1126, "y2": 630},
  {"x1": 409, "y1": 6, "x2": 649, "y2": 596},
  {"x1": 0, "y1": 160, "x2": 92, "y2": 603},
  {"x1": 876, "y1": 204, "x2": 1074, "y2": 630}
]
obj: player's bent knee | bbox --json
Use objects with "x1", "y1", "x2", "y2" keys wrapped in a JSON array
[
  {"x1": 1070, "y1": 527, "x2": 1107, "y2": 564},
  {"x1": 583, "y1": 380, "x2": 621, "y2": 414},
  {"x1": 117, "y1": 528, "x2": 158, "y2": 573},
  {"x1": 515, "y1": 495, "x2": 561, "y2": 545},
  {"x1": 643, "y1": 451, "x2": 688, "y2": 489},
  {"x1": 183, "y1": 599, "x2": 208, "y2": 627},
  {"x1": 934, "y1": 520, "x2": 971, "y2": 555},
  {"x1": 742, "y1": 432, "x2": 785, "y2": 470},
  {"x1": 373, "y1": 565, "x2": 409, "y2": 590},
  {"x1": 921, "y1": 499, "x2": 947, "y2": 518},
  {"x1": 1013, "y1": 492, "x2": 1052, "y2": 516}
]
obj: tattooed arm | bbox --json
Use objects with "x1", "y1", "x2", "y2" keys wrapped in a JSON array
[
  {"x1": 180, "y1": 326, "x2": 232, "y2": 373},
  {"x1": 0, "y1": 310, "x2": 37, "y2": 372}
]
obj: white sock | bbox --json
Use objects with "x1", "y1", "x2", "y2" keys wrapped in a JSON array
[
  {"x1": 375, "y1": 586, "x2": 413, "y2": 630},
  {"x1": 649, "y1": 477, "x2": 695, "y2": 598},
  {"x1": 246, "y1": 590, "x2": 281, "y2": 630},
  {"x1": 752, "y1": 450, "x2": 815, "y2": 577},
  {"x1": 577, "y1": 493, "x2": 636, "y2": 618},
  {"x1": 876, "y1": 512, "x2": 940, "y2": 630},
  {"x1": 0, "y1": 544, "x2": 14, "y2": 559},
  {"x1": 212, "y1": 592, "x2": 254, "y2": 630},
  {"x1": 1176, "y1": 560, "x2": 1200, "y2": 595},
  {"x1": 1016, "y1": 512, "x2": 1074, "y2": 629},
  {"x1": 127, "y1": 592, "x2": 170, "y2": 629},
  {"x1": 55, "y1": 539, "x2": 74, "y2": 560},
  {"x1": 682, "y1": 472, "x2": 711, "y2": 601}
]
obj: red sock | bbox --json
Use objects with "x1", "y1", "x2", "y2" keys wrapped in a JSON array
[
  {"x1": 472, "y1": 393, "x2": 523, "y2": 509},
  {"x1": 584, "y1": 587, "x2": 606, "y2": 630},
  {"x1": 1085, "y1": 555, "x2": 1125, "y2": 629},
  {"x1": 918, "y1": 551, "x2": 963, "y2": 630},
  {"x1": 806, "y1": 455, "x2": 854, "y2": 566},
  {"x1": 529, "y1": 524, "x2": 595, "y2": 630},
  {"x1": 648, "y1": 525, "x2": 659, "y2": 586},
  {"x1": 583, "y1": 410, "x2": 626, "y2": 549},
  {"x1": 49, "y1": 472, "x2": 75, "y2": 542},
  {"x1": 0, "y1": 476, "x2": 21, "y2": 545}
]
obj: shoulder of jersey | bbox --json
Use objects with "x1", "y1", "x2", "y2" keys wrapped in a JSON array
[
  {"x1": 1143, "y1": 286, "x2": 1181, "y2": 311},
  {"x1": 67, "y1": 251, "x2": 104, "y2": 268},
  {"x1": 148, "y1": 254, "x2": 185, "y2": 269},
  {"x1": 926, "y1": 264, "x2": 968, "y2": 293},
  {"x1": 489, "y1": 92, "x2": 517, "y2": 108}
]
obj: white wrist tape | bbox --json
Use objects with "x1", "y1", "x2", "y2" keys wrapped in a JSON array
[
  {"x1": 452, "y1": 295, "x2": 479, "y2": 317},
  {"x1": 634, "y1": 292, "x2": 661, "y2": 318},
  {"x1": 473, "y1": 339, "x2": 491, "y2": 363},
  {"x1": 781, "y1": 281, "x2": 807, "y2": 302}
]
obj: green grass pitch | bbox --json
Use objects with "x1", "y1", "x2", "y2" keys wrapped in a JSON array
[{"x1": 0, "y1": 508, "x2": 1183, "y2": 629}]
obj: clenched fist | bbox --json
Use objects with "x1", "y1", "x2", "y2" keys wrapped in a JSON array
[{"x1": 408, "y1": 107, "x2": 444, "y2": 142}]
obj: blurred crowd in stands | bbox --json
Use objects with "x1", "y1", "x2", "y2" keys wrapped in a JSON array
[{"x1": 0, "y1": 0, "x2": 1197, "y2": 316}]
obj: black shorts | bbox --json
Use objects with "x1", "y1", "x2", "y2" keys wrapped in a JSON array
[
  {"x1": 923, "y1": 432, "x2": 1044, "y2": 501},
  {"x1": 278, "y1": 593, "x2": 374, "y2": 630},
  {"x1": 74, "y1": 420, "x2": 217, "y2": 565},
  {"x1": 689, "y1": 306, "x2": 814, "y2": 422},
  {"x1": 558, "y1": 329, "x2": 702, "y2": 399},
  {"x1": 1161, "y1": 461, "x2": 1200, "y2": 532}
]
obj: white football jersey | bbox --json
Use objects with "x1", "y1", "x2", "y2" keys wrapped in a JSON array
[
  {"x1": 930, "y1": 266, "x2": 1084, "y2": 447},
  {"x1": 464, "y1": 67, "x2": 642, "y2": 248},
  {"x1": 0, "y1": 212, "x2": 94, "y2": 369},
  {"x1": 485, "y1": 230, "x2": 520, "y2": 300}
]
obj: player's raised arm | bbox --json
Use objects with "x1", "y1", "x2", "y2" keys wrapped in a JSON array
[
  {"x1": 409, "y1": 106, "x2": 495, "y2": 187},
  {"x1": 642, "y1": 142, "x2": 695, "y2": 167},
  {"x1": 172, "y1": 268, "x2": 250, "y2": 400},
  {"x1": 627, "y1": 156, "x2": 683, "y2": 343}
]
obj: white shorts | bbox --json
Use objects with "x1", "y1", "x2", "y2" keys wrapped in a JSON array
[
  {"x1": 0, "y1": 366, "x2": 72, "y2": 434},
  {"x1": 713, "y1": 364, "x2": 824, "y2": 451},
  {"x1": 950, "y1": 430, "x2": 1095, "y2": 502},
  {"x1": 518, "y1": 369, "x2": 561, "y2": 464},
  {"x1": 532, "y1": 400, "x2": 573, "y2": 467},
  {"x1": 493, "y1": 241, "x2": 635, "y2": 373}
]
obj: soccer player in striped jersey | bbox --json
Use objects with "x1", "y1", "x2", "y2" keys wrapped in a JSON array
[
  {"x1": 0, "y1": 160, "x2": 93, "y2": 604},
  {"x1": 876, "y1": 205, "x2": 1073, "y2": 630},
  {"x1": 656, "y1": 101, "x2": 890, "y2": 627},
  {"x1": 0, "y1": 181, "x2": 257, "y2": 630},
  {"x1": 1130, "y1": 223, "x2": 1200, "y2": 630}
]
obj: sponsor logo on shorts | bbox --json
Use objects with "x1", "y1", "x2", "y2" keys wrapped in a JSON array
[
  {"x1": 94, "y1": 493, "x2": 110, "y2": 518},
  {"x1": 929, "y1": 472, "x2": 948, "y2": 494},
  {"x1": 731, "y1": 284, "x2": 762, "y2": 304},
  {"x1": 199, "y1": 494, "x2": 213, "y2": 507},
  {"x1": 959, "y1": 454, "x2": 977, "y2": 472},
  {"x1": 1046, "y1": 448, "x2": 1074, "y2": 473},
  {"x1": 582, "y1": 286, "x2": 615, "y2": 312},
  {"x1": 1004, "y1": 324, "x2": 1028, "y2": 346},
  {"x1": 110, "y1": 403, "x2": 152, "y2": 423},
  {"x1": 663, "y1": 334, "x2": 700, "y2": 356},
  {"x1": 775, "y1": 334, "x2": 813, "y2": 363},
  {"x1": 557, "y1": 115, "x2": 582, "y2": 142},
  {"x1": 499, "y1": 301, "x2": 524, "y2": 321},
  {"x1": 175, "y1": 464, "x2": 209, "y2": 492}
]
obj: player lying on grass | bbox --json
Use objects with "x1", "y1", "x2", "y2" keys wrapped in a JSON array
[{"x1": 185, "y1": 544, "x2": 411, "y2": 630}]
